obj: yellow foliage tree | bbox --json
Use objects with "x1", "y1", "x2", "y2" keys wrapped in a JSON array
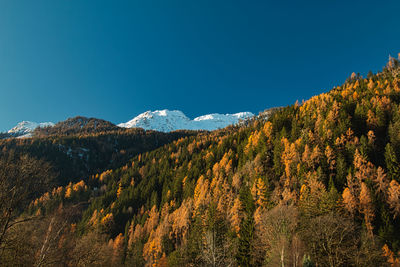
[
  {"x1": 374, "y1": 167, "x2": 388, "y2": 194},
  {"x1": 65, "y1": 186, "x2": 72, "y2": 199},
  {"x1": 116, "y1": 183, "x2": 123, "y2": 198},
  {"x1": 325, "y1": 145, "x2": 336, "y2": 171},
  {"x1": 229, "y1": 197, "x2": 242, "y2": 234},
  {"x1": 388, "y1": 180, "x2": 400, "y2": 218},
  {"x1": 194, "y1": 175, "x2": 210, "y2": 212},
  {"x1": 382, "y1": 244, "x2": 400, "y2": 267},
  {"x1": 170, "y1": 198, "x2": 193, "y2": 246},
  {"x1": 342, "y1": 187, "x2": 357, "y2": 216},
  {"x1": 254, "y1": 178, "x2": 268, "y2": 207},
  {"x1": 359, "y1": 182, "x2": 374, "y2": 237},
  {"x1": 144, "y1": 205, "x2": 159, "y2": 235}
]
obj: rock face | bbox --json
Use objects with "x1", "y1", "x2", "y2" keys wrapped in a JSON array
[
  {"x1": 118, "y1": 110, "x2": 254, "y2": 132},
  {"x1": 8, "y1": 121, "x2": 55, "y2": 138}
]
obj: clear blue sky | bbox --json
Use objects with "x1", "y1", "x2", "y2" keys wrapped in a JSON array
[{"x1": 0, "y1": 1, "x2": 399, "y2": 131}]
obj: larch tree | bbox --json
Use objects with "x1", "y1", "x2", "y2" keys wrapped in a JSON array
[
  {"x1": 374, "y1": 167, "x2": 388, "y2": 195},
  {"x1": 359, "y1": 182, "x2": 375, "y2": 237},
  {"x1": 387, "y1": 180, "x2": 400, "y2": 218},
  {"x1": 229, "y1": 196, "x2": 243, "y2": 234},
  {"x1": 342, "y1": 187, "x2": 357, "y2": 217}
]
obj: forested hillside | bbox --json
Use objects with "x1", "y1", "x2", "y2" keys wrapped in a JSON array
[
  {"x1": 0, "y1": 128, "x2": 196, "y2": 186},
  {"x1": 2, "y1": 56, "x2": 400, "y2": 266},
  {"x1": 33, "y1": 116, "x2": 120, "y2": 137}
]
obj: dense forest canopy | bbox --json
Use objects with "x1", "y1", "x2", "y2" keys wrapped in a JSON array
[
  {"x1": 2, "y1": 56, "x2": 400, "y2": 266},
  {"x1": 33, "y1": 116, "x2": 121, "y2": 137},
  {"x1": 0, "y1": 128, "x2": 196, "y2": 186}
]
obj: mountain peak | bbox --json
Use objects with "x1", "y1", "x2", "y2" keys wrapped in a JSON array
[
  {"x1": 137, "y1": 110, "x2": 189, "y2": 120},
  {"x1": 8, "y1": 121, "x2": 54, "y2": 138}
]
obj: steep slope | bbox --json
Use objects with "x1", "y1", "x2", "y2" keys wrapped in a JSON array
[
  {"x1": 118, "y1": 109, "x2": 254, "y2": 132},
  {"x1": 8, "y1": 57, "x2": 400, "y2": 266}
]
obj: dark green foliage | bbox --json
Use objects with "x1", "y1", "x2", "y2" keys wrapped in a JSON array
[
  {"x1": 385, "y1": 143, "x2": 400, "y2": 181},
  {"x1": 302, "y1": 255, "x2": 315, "y2": 267},
  {"x1": 34, "y1": 116, "x2": 119, "y2": 137},
  {"x1": 236, "y1": 186, "x2": 255, "y2": 267},
  {"x1": 0, "y1": 128, "x2": 195, "y2": 186}
]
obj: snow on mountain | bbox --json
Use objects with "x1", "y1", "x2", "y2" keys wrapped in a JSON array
[
  {"x1": 8, "y1": 121, "x2": 55, "y2": 138},
  {"x1": 192, "y1": 112, "x2": 254, "y2": 130},
  {"x1": 118, "y1": 110, "x2": 192, "y2": 132},
  {"x1": 118, "y1": 110, "x2": 254, "y2": 132}
]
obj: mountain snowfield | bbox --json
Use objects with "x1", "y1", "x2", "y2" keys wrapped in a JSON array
[
  {"x1": 8, "y1": 121, "x2": 55, "y2": 138},
  {"x1": 117, "y1": 110, "x2": 254, "y2": 132},
  {"x1": 6, "y1": 109, "x2": 255, "y2": 137}
]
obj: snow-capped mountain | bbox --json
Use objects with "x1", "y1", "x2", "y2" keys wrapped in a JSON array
[
  {"x1": 8, "y1": 121, "x2": 54, "y2": 138},
  {"x1": 192, "y1": 112, "x2": 254, "y2": 130},
  {"x1": 118, "y1": 110, "x2": 191, "y2": 132},
  {"x1": 118, "y1": 110, "x2": 254, "y2": 132}
]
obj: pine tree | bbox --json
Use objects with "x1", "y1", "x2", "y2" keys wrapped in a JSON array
[
  {"x1": 236, "y1": 186, "x2": 255, "y2": 267},
  {"x1": 385, "y1": 143, "x2": 400, "y2": 181}
]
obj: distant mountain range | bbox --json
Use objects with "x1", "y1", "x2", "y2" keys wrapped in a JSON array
[{"x1": 6, "y1": 110, "x2": 255, "y2": 138}]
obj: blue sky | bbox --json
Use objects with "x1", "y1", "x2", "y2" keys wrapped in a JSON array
[{"x1": 0, "y1": 1, "x2": 399, "y2": 131}]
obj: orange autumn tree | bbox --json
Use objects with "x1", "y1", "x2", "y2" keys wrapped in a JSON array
[
  {"x1": 388, "y1": 180, "x2": 400, "y2": 217},
  {"x1": 251, "y1": 177, "x2": 268, "y2": 208},
  {"x1": 359, "y1": 182, "x2": 375, "y2": 237}
]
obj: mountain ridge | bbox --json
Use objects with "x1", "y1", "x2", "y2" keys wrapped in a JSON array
[
  {"x1": 6, "y1": 109, "x2": 255, "y2": 137},
  {"x1": 118, "y1": 109, "x2": 254, "y2": 132}
]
